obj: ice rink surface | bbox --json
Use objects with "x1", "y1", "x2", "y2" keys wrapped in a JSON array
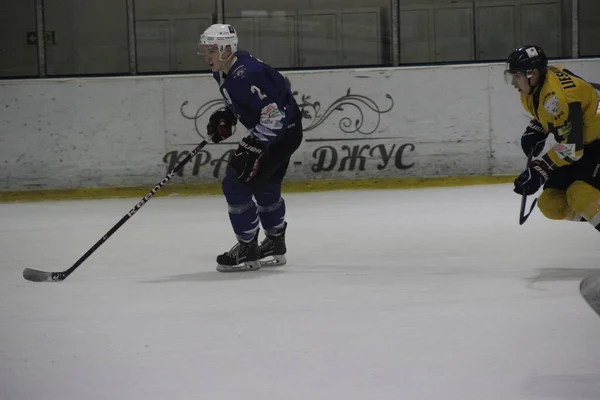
[{"x1": 1, "y1": 184, "x2": 599, "y2": 400}]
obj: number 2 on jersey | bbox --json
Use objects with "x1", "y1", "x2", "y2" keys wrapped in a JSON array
[{"x1": 251, "y1": 85, "x2": 266, "y2": 100}]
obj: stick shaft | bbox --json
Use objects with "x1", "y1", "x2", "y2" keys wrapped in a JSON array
[{"x1": 23, "y1": 140, "x2": 208, "y2": 282}]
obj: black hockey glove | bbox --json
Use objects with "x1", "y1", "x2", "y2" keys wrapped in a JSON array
[
  {"x1": 207, "y1": 109, "x2": 237, "y2": 143},
  {"x1": 230, "y1": 136, "x2": 266, "y2": 184},
  {"x1": 521, "y1": 119, "x2": 547, "y2": 157},
  {"x1": 514, "y1": 159, "x2": 552, "y2": 195}
]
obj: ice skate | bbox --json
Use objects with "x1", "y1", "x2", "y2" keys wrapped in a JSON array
[
  {"x1": 259, "y1": 222, "x2": 287, "y2": 267},
  {"x1": 216, "y1": 237, "x2": 261, "y2": 272}
]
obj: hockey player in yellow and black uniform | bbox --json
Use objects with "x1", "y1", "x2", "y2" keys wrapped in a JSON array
[{"x1": 505, "y1": 45, "x2": 600, "y2": 231}]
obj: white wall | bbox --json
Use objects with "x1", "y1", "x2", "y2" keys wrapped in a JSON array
[{"x1": 1, "y1": 59, "x2": 599, "y2": 191}]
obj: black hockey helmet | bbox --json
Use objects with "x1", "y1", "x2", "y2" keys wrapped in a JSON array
[
  {"x1": 505, "y1": 45, "x2": 547, "y2": 76},
  {"x1": 504, "y1": 45, "x2": 548, "y2": 89}
]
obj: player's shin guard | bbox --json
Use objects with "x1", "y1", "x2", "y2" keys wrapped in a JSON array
[
  {"x1": 257, "y1": 197, "x2": 286, "y2": 234},
  {"x1": 222, "y1": 172, "x2": 261, "y2": 242},
  {"x1": 227, "y1": 200, "x2": 260, "y2": 242},
  {"x1": 566, "y1": 181, "x2": 600, "y2": 232}
]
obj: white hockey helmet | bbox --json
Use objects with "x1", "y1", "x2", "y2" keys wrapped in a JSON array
[{"x1": 197, "y1": 24, "x2": 238, "y2": 55}]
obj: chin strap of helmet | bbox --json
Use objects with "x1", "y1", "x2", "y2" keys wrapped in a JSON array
[
  {"x1": 218, "y1": 48, "x2": 234, "y2": 63},
  {"x1": 527, "y1": 77, "x2": 535, "y2": 95},
  {"x1": 215, "y1": 34, "x2": 237, "y2": 63}
]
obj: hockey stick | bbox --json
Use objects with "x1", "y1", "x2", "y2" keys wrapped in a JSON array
[
  {"x1": 519, "y1": 149, "x2": 538, "y2": 225},
  {"x1": 22, "y1": 140, "x2": 208, "y2": 282}
]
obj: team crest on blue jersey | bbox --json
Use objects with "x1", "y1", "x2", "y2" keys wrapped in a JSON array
[{"x1": 232, "y1": 65, "x2": 246, "y2": 79}]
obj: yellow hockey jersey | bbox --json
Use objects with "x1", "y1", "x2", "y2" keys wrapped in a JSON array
[{"x1": 520, "y1": 65, "x2": 600, "y2": 168}]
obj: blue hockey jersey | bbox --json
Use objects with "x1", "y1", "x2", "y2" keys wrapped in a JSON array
[{"x1": 213, "y1": 51, "x2": 297, "y2": 147}]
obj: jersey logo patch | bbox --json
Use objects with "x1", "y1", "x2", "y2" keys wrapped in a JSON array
[
  {"x1": 232, "y1": 65, "x2": 246, "y2": 79},
  {"x1": 544, "y1": 95, "x2": 560, "y2": 116},
  {"x1": 553, "y1": 143, "x2": 575, "y2": 159},
  {"x1": 260, "y1": 103, "x2": 284, "y2": 130},
  {"x1": 262, "y1": 103, "x2": 281, "y2": 118}
]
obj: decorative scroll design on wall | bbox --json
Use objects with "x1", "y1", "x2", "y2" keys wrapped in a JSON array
[
  {"x1": 294, "y1": 88, "x2": 394, "y2": 134},
  {"x1": 179, "y1": 84, "x2": 394, "y2": 138}
]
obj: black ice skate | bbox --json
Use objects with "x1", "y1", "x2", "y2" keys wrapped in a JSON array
[
  {"x1": 216, "y1": 237, "x2": 261, "y2": 272},
  {"x1": 259, "y1": 222, "x2": 287, "y2": 267}
]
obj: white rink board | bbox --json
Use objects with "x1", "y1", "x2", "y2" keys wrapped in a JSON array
[{"x1": 1, "y1": 59, "x2": 599, "y2": 190}]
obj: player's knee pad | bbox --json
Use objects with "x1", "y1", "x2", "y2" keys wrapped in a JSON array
[
  {"x1": 566, "y1": 180, "x2": 600, "y2": 219},
  {"x1": 537, "y1": 188, "x2": 570, "y2": 220},
  {"x1": 254, "y1": 181, "x2": 282, "y2": 207},
  {"x1": 222, "y1": 170, "x2": 252, "y2": 205}
]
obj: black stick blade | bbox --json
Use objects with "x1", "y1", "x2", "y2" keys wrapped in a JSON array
[
  {"x1": 23, "y1": 268, "x2": 65, "y2": 282},
  {"x1": 519, "y1": 199, "x2": 537, "y2": 225},
  {"x1": 580, "y1": 275, "x2": 600, "y2": 317}
]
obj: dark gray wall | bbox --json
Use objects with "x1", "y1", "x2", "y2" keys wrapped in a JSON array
[{"x1": 1, "y1": 0, "x2": 598, "y2": 77}]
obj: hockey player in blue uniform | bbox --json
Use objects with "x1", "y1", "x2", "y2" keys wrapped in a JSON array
[{"x1": 197, "y1": 24, "x2": 303, "y2": 272}]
